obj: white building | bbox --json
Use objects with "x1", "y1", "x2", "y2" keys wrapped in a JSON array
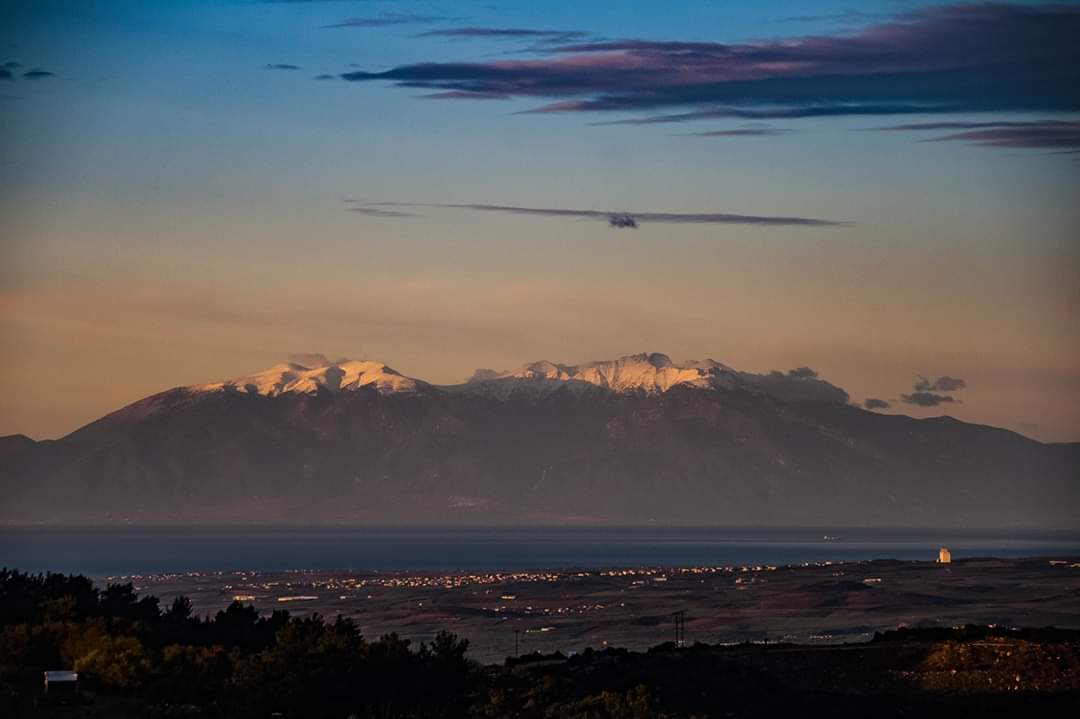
[{"x1": 44, "y1": 671, "x2": 79, "y2": 696}]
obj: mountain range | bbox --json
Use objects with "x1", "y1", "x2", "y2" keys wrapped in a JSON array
[{"x1": 2, "y1": 353, "x2": 1076, "y2": 527}]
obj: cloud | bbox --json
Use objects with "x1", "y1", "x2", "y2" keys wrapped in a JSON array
[
  {"x1": 931, "y1": 376, "x2": 966, "y2": 392},
  {"x1": 466, "y1": 368, "x2": 507, "y2": 383},
  {"x1": 877, "y1": 121, "x2": 1056, "y2": 132},
  {"x1": 875, "y1": 120, "x2": 1080, "y2": 153},
  {"x1": 934, "y1": 126, "x2": 1080, "y2": 151},
  {"x1": 591, "y1": 104, "x2": 952, "y2": 125},
  {"x1": 417, "y1": 27, "x2": 589, "y2": 44},
  {"x1": 288, "y1": 353, "x2": 331, "y2": 369},
  {"x1": 913, "y1": 375, "x2": 967, "y2": 392},
  {"x1": 349, "y1": 206, "x2": 419, "y2": 218},
  {"x1": 901, "y1": 391, "x2": 960, "y2": 407},
  {"x1": 356, "y1": 201, "x2": 845, "y2": 227},
  {"x1": 325, "y1": 14, "x2": 465, "y2": 29},
  {"x1": 688, "y1": 127, "x2": 794, "y2": 137},
  {"x1": 266, "y1": 63, "x2": 302, "y2": 71},
  {"x1": 2, "y1": 64, "x2": 55, "y2": 81},
  {"x1": 339, "y1": 4, "x2": 1080, "y2": 119},
  {"x1": 314, "y1": 74, "x2": 336, "y2": 81},
  {"x1": 741, "y1": 369, "x2": 849, "y2": 404},
  {"x1": 903, "y1": 374, "x2": 966, "y2": 405},
  {"x1": 767, "y1": 10, "x2": 879, "y2": 25},
  {"x1": 419, "y1": 90, "x2": 511, "y2": 100},
  {"x1": 864, "y1": 397, "x2": 890, "y2": 410}
]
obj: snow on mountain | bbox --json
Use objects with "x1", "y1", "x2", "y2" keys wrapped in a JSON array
[
  {"x1": 508, "y1": 352, "x2": 739, "y2": 393},
  {"x1": 188, "y1": 352, "x2": 846, "y2": 403},
  {"x1": 193, "y1": 360, "x2": 424, "y2": 396},
  {"x1": 453, "y1": 352, "x2": 741, "y2": 397},
  {"x1": 459, "y1": 352, "x2": 847, "y2": 403}
]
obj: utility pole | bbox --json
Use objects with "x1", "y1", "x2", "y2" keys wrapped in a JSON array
[{"x1": 673, "y1": 611, "x2": 686, "y2": 648}]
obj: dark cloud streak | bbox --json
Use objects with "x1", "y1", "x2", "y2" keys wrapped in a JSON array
[
  {"x1": 875, "y1": 120, "x2": 1080, "y2": 152},
  {"x1": 325, "y1": 14, "x2": 465, "y2": 29},
  {"x1": 22, "y1": 70, "x2": 54, "y2": 79},
  {"x1": 417, "y1": 27, "x2": 589, "y2": 43},
  {"x1": 902, "y1": 392, "x2": 960, "y2": 407},
  {"x1": 914, "y1": 375, "x2": 967, "y2": 392},
  {"x1": 689, "y1": 128, "x2": 794, "y2": 137},
  {"x1": 349, "y1": 207, "x2": 419, "y2": 218},
  {"x1": 339, "y1": 4, "x2": 1080, "y2": 120},
  {"x1": 589, "y1": 104, "x2": 959, "y2": 125},
  {"x1": 366, "y1": 202, "x2": 846, "y2": 227},
  {"x1": 903, "y1": 374, "x2": 967, "y2": 406},
  {"x1": 419, "y1": 90, "x2": 510, "y2": 100},
  {"x1": 288, "y1": 353, "x2": 331, "y2": 369}
]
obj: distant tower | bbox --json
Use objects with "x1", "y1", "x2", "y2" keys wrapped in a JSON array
[{"x1": 938, "y1": 547, "x2": 952, "y2": 564}]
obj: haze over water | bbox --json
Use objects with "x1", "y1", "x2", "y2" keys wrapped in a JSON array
[{"x1": 4, "y1": 527, "x2": 1079, "y2": 576}]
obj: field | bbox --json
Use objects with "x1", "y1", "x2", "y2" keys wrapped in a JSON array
[{"x1": 120, "y1": 556, "x2": 1080, "y2": 664}]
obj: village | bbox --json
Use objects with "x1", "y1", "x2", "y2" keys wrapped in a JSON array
[{"x1": 118, "y1": 555, "x2": 1080, "y2": 664}]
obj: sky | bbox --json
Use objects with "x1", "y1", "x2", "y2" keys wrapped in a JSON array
[{"x1": 0, "y1": 0, "x2": 1078, "y2": 442}]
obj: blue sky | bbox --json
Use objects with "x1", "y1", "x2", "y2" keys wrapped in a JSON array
[{"x1": 1, "y1": 0, "x2": 1078, "y2": 441}]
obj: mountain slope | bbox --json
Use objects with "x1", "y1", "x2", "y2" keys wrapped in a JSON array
[{"x1": 2, "y1": 354, "x2": 1076, "y2": 527}]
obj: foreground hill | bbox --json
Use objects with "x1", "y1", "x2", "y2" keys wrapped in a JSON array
[
  {"x1": 2, "y1": 353, "x2": 1077, "y2": 526},
  {"x1": 3, "y1": 568, "x2": 1079, "y2": 718}
]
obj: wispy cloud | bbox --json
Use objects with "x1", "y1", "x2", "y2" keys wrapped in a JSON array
[
  {"x1": 349, "y1": 206, "x2": 419, "y2": 218},
  {"x1": 288, "y1": 352, "x2": 332, "y2": 369},
  {"x1": 766, "y1": 10, "x2": 878, "y2": 25},
  {"x1": 417, "y1": 27, "x2": 589, "y2": 44},
  {"x1": 2, "y1": 62, "x2": 54, "y2": 81},
  {"x1": 914, "y1": 375, "x2": 967, "y2": 392},
  {"x1": 419, "y1": 90, "x2": 511, "y2": 100},
  {"x1": 902, "y1": 391, "x2": 960, "y2": 407},
  {"x1": 589, "y1": 104, "x2": 951, "y2": 125},
  {"x1": 349, "y1": 201, "x2": 846, "y2": 227},
  {"x1": 687, "y1": 127, "x2": 794, "y2": 138},
  {"x1": 339, "y1": 4, "x2": 1080, "y2": 120},
  {"x1": 324, "y1": 14, "x2": 465, "y2": 29},
  {"x1": 875, "y1": 120, "x2": 1080, "y2": 153},
  {"x1": 902, "y1": 374, "x2": 968, "y2": 406},
  {"x1": 266, "y1": 63, "x2": 302, "y2": 71}
]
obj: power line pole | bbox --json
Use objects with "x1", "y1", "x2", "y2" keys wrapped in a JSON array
[{"x1": 673, "y1": 611, "x2": 686, "y2": 648}]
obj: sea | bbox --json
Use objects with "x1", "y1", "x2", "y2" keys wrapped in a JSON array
[{"x1": 2, "y1": 526, "x2": 1079, "y2": 576}]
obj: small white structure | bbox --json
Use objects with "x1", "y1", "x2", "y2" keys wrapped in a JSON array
[
  {"x1": 938, "y1": 547, "x2": 952, "y2": 564},
  {"x1": 44, "y1": 671, "x2": 79, "y2": 695}
]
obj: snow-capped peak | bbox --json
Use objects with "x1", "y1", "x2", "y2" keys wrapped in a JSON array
[
  {"x1": 472, "y1": 352, "x2": 740, "y2": 394},
  {"x1": 193, "y1": 359, "x2": 424, "y2": 396},
  {"x1": 188, "y1": 352, "x2": 847, "y2": 404}
]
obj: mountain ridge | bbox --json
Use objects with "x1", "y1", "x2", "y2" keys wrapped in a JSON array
[
  {"x1": 1, "y1": 353, "x2": 1076, "y2": 528},
  {"x1": 180, "y1": 352, "x2": 850, "y2": 405}
]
